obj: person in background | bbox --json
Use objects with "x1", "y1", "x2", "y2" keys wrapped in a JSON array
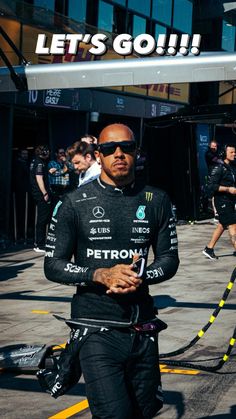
[
  {"x1": 44, "y1": 123, "x2": 179, "y2": 418},
  {"x1": 48, "y1": 147, "x2": 70, "y2": 202},
  {"x1": 203, "y1": 144, "x2": 236, "y2": 259},
  {"x1": 205, "y1": 140, "x2": 222, "y2": 176},
  {"x1": 65, "y1": 143, "x2": 80, "y2": 191},
  {"x1": 202, "y1": 140, "x2": 224, "y2": 260},
  {"x1": 205, "y1": 140, "x2": 223, "y2": 221},
  {"x1": 68, "y1": 141, "x2": 101, "y2": 187},
  {"x1": 30, "y1": 145, "x2": 52, "y2": 253}
]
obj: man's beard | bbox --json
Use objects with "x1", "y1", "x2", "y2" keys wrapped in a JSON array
[{"x1": 108, "y1": 167, "x2": 134, "y2": 184}]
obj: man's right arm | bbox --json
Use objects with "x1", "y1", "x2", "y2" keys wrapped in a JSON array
[
  {"x1": 35, "y1": 161, "x2": 50, "y2": 201},
  {"x1": 44, "y1": 197, "x2": 95, "y2": 286}
]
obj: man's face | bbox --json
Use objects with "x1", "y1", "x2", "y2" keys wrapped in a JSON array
[
  {"x1": 226, "y1": 147, "x2": 236, "y2": 162},
  {"x1": 41, "y1": 150, "x2": 50, "y2": 160},
  {"x1": 71, "y1": 153, "x2": 91, "y2": 173},
  {"x1": 57, "y1": 149, "x2": 66, "y2": 162},
  {"x1": 20, "y1": 150, "x2": 28, "y2": 161},
  {"x1": 97, "y1": 124, "x2": 136, "y2": 186},
  {"x1": 210, "y1": 142, "x2": 217, "y2": 152}
]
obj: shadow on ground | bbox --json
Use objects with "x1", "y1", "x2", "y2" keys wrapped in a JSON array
[{"x1": 0, "y1": 263, "x2": 34, "y2": 282}]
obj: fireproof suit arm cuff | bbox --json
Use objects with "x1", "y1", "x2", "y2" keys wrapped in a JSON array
[
  {"x1": 144, "y1": 252, "x2": 179, "y2": 285},
  {"x1": 145, "y1": 192, "x2": 179, "y2": 285},
  {"x1": 44, "y1": 257, "x2": 95, "y2": 286}
]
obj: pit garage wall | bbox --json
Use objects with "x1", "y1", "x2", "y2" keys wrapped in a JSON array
[
  {"x1": 0, "y1": 106, "x2": 13, "y2": 243},
  {"x1": 0, "y1": 88, "x2": 183, "y2": 242},
  {"x1": 144, "y1": 122, "x2": 200, "y2": 221}
]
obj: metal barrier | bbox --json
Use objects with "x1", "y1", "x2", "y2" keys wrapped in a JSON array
[{"x1": 12, "y1": 191, "x2": 36, "y2": 244}]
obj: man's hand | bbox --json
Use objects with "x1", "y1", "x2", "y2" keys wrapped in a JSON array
[
  {"x1": 93, "y1": 262, "x2": 142, "y2": 295},
  {"x1": 62, "y1": 164, "x2": 68, "y2": 173},
  {"x1": 49, "y1": 167, "x2": 57, "y2": 174},
  {"x1": 228, "y1": 187, "x2": 236, "y2": 195},
  {"x1": 43, "y1": 192, "x2": 50, "y2": 202}
]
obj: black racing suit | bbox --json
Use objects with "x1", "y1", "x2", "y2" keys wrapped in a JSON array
[
  {"x1": 207, "y1": 162, "x2": 236, "y2": 227},
  {"x1": 44, "y1": 178, "x2": 179, "y2": 418}
]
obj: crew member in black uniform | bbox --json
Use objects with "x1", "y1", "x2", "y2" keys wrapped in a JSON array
[
  {"x1": 202, "y1": 140, "x2": 224, "y2": 260},
  {"x1": 30, "y1": 145, "x2": 52, "y2": 252},
  {"x1": 205, "y1": 140, "x2": 222, "y2": 175},
  {"x1": 44, "y1": 124, "x2": 179, "y2": 419},
  {"x1": 207, "y1": 144, "x2": 236, "y2": 253}
]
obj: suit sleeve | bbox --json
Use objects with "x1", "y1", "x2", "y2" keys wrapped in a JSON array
[
  {"x1": 206, "y1": 165, "x2": 223, "y2": 197},
  {"x1": 145, "y1": 193, "x2": 179, "y2": 285},
  {"x1": 44, "y1": 196, "x2": 94, "y2": 286}
]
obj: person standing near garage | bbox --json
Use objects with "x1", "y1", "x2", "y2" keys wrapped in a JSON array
[
  {"x1": 206, "y1": 144, "x2": 236, "y2": 254},
  {"x1": 30, "y1": 144, "x2": 52, "y2": 253}
]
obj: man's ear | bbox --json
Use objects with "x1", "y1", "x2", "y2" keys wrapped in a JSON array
[
  {"x1": 85, "y1": 153, "x2": 92, "y2": 162},
  {"x1": 95, "y1": 150, "x2": 101, "y2": 164}
]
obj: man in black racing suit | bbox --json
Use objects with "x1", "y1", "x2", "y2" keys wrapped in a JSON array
[{"x1": 44, "y1": 123, "x2": 179, "y2": 419}]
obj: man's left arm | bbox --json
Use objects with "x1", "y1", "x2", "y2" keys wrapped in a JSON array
[
  {"x1": 48, "y1": 161, "x2": 65, "y2": 176},
  {"x1": 145, "y1": 193, "x2": 179, "y2": 284}
]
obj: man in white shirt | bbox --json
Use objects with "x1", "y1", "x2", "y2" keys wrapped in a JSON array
[{"x1": 69, "y1": 142, "x2": 101, "y2": 187}]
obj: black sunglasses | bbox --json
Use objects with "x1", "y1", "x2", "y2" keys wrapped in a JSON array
[{"x1": 98, "y1": 140, "x2": 136, "y2": 156}]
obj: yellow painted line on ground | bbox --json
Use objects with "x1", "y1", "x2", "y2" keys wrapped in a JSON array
[
  {"x1": 46, "y1": 363, "x2": 199, "y2": 418},
  {"x1": 48, "y1": 399, "x2": 89, "y2": 419},
  {"x1": 52, "y1": 343, "x2": 66, "y2": 350},
  {"x1": 31, "y1": 310, "x2": 50, "y2": 314},
  {"x1": 160, "y1": 364, "x2": 200, "y2": 375}
]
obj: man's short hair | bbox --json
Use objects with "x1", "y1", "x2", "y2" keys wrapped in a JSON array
[
  {"x1": 35, "y1": 144, "x2": 50, "y2": 157},
  {"x1": 55, "y1": 147, "x2": 65, "y2": 154},
  {"x1": 80, "y1": 134, "x2": 97, "y2": 144},
  {"x1": 67, "y1": 141, "x2": 97, "y2": 160},
  {"x1": 209, "y1": 140, "x2": 218, "y2": 146}
]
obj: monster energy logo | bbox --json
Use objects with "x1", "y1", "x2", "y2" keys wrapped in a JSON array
[{"x1": 146, "y1": 192, "x2": 153, "y2": 202}]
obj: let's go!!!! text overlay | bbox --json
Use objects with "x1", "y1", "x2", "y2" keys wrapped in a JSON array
[{"x1": 35, "y1": 33, "x2": 201, "y2": 56}]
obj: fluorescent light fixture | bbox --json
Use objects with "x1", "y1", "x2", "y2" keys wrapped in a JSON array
[{"x1": 223, "y1": 2, "x2": 236, "y2": 12}]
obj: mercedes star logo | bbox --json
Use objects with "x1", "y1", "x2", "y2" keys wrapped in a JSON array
[{"x1": 92, "y1": 206, "x2": 105, "y2": 218}]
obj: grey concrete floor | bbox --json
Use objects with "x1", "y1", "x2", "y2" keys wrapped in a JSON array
[{"x1": 0, "y1": 219, "x2": 236, "y2": 418}]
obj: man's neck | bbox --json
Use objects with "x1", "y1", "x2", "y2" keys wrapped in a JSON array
[{"x1": 100, "y1": 174, "x2": 134, "y2": 188}]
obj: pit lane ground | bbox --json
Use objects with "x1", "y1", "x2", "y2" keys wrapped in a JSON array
[{"x1": 0, "y1": 220, "x2": 236, "y2": 419}]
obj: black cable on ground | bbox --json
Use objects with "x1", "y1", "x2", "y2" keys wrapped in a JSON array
[
  {"x1": 159, "y1": 266, "x2": 236, "y2": 359},
  {"x1": 162, "y1": 325, "x2": 236, "y2": 372}
]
